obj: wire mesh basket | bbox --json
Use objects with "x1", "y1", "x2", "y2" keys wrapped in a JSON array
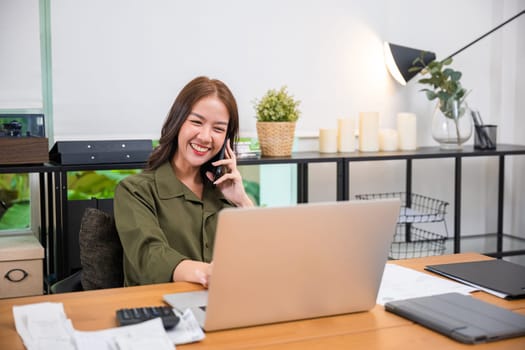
[
  {"x1": 389, "y1": 224, "x2": 446, "y2": 259},
  {"x1": 355, "y1": 192, "x2": 449, "y2": 224}
]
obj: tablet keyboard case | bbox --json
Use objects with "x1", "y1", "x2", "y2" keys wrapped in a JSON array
[{"x1": 385, "y1": 293, "x2": 525, "y2": 344}]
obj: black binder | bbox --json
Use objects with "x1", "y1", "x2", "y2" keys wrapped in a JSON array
[
  {"x1": 425, "y1": 259, "x2": 525, "y2": 299},
  {"x1": 50, "y1": 139, "x2": 152, "y2": 165}
]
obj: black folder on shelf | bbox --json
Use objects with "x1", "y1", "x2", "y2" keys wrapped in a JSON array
[
  {"x1": 49, "y1": 139, "x2": 152, "y2": 165},
  {"x1": 425, "y1": 259, "x2": 525, "y2": 299},
  {"x1": 385, "y1": 292, "x2": 525, "y2": 344}
]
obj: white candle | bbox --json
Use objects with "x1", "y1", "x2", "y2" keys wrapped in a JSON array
[
  {"x1": 379, "y1": 129, "x2": 398, "y2": 151},
  {"x1": 359, "y1": 112, "x2": 379, "y2": 152},
  {"x1": 397, "y1": 112, "x2": 417, "y2": 150},
  {"x1": 319, "y1": 128, "x2": 338, "y2": 153},
  {"x1": 337, "y1": 118, "x2": 355, "y2": 152}
]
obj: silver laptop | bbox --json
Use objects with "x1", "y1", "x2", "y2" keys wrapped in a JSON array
[{"x1": 164, "y1": 198, "x2": 401, "y2": 331}]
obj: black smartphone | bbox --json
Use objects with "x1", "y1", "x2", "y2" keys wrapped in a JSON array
[{"x1": 203, "y1": 139, "x2": 228, "y2": 181}]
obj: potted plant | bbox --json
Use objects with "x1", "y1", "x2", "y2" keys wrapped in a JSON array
[
  {"x1": 410, "y1": 56, "x2": 472, "y2": 149},
  {"x1": 253, "y1": 86, "x2": 301, "y2": 156}
]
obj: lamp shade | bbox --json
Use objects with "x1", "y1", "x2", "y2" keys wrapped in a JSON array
[{"x1": 384, "y1": 42, "x2": 436, "y2": 85}]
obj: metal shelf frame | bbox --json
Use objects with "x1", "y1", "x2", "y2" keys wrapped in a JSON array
[{"x1": 16, "y1": 143, "x2": 524, "y2": 280}]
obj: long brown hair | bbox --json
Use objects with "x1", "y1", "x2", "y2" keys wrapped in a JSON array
[{"x1": 147, "y1": 76, "x2": 239, "y2": 170}]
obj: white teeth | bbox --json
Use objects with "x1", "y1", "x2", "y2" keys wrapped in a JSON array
[{"x1": 191, "y1": 143, "x2": 208, "y2": 152}]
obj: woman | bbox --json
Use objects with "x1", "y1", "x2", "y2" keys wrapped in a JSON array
[{"x1": 114, "y1": 76, "x2": 253, "y2": 287}]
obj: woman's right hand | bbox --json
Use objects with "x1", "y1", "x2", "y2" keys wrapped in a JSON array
[
  {"x1": 173, "y1": 260, "x2": 213, "y2": 288},
  {"x1": 195, "y1": 262, "x2": 213, "y2": 288}
]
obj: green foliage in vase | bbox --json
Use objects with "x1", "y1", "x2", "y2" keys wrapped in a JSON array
[
  {"x1": 410, "y1": 55, "x2": 469, "y2": 119},
  {"x1": 254, "y1": 86, "x2": 301, "y2": 122}
]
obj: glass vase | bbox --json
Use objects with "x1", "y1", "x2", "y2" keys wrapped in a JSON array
[{"x1": 431, "y1": 99, "x2": 472, "y2": 150}]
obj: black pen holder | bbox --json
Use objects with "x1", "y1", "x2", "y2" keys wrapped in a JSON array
[{"x1": 474, "y1": 125, "x2": 497, "y2": 150}]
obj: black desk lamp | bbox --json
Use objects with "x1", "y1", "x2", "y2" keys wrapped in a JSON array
[{"x1": 384, "y1": 10, "x2": 524, "y2": 85}]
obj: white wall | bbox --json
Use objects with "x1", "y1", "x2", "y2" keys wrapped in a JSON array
[
  {"x1": 49, "y1": 0, "x2": 395, "y2": 140},
  {"x1": 0, "y1": 0, "x2": 41, "y2": 109},
  {"x1": 3, "y1": 0, "x2": 524, "y2": 250},
  {"x1": 46, "y1": 0, "x2": 523, "y2": 145}
]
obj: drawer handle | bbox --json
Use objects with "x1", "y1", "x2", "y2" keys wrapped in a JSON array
[{"x1": 4, "y1": 268, "x2": 29, "y2": 282}]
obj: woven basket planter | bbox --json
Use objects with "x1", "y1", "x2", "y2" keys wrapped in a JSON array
[{"x1": 256, "y1": 121, "x2": 296, "y2": 157}]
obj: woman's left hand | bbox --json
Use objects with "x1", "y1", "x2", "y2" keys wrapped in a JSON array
[{"x1": 206, "y1": 141, "x2": 253, "y2": 207}]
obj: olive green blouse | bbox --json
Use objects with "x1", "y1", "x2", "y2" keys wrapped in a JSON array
[{"x1": 114, "y1": 161, "x2": 233, "y2": 286}]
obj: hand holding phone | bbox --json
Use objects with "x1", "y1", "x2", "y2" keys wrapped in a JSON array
[
  {"x1": 203, "y1": 139, "x2": 228, "y2": 182},
  {"x1": 212, "y1": 141, "x2": 227, "y2": 181}
]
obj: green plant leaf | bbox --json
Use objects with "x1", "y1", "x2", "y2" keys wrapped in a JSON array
[
  {"x1": 450, "y1": 71, "x2": 462, "y2": 81},
  {"x1": 443, "y1": 68, "x2": 454, "y2": 78},
  {"x1": 425, "y1": 90, "x2": 437, "y2": 100},
  {"x1": 442, "y1": 57, "x2": 453, "y2": 66},
  {"x1": 418, "y1": 78, "x2": 433, "y2": 85},
  {"x1": 437, "y1": 91, "x2": 450, "y2": 101}
]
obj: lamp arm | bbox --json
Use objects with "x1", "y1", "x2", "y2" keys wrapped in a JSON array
[{"x1": 445, "y1": 10, "x2": 524, "y2": 60}]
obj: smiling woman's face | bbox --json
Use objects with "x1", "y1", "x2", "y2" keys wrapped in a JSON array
[{"x1": 173, "y1": 95, "x2": 230, "y2": 171}]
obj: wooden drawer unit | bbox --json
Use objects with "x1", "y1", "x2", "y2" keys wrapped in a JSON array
[{"x1": 0, "y1": 235, "x2": 44, "y2": 299}]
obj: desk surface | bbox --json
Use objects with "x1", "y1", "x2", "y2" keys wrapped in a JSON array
[{"x1": 1, "y1": 253, "x2": 524, "y2": 349}]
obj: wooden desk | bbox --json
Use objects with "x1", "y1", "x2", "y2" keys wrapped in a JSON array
[{"x1": 1, "y1": 253, "x2": 524, "y2": 349}]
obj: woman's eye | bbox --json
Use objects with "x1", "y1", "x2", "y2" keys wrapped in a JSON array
[
  {"x1": 190, "y1": 119, "x2": 202, "y2": 125},
  {"x1": 214, "y1": 127, "x2": 226, "y2": 133}
]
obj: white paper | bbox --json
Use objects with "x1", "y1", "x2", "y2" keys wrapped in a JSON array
[
  {"x1": 74, "y1": 311, "x2": 206, "y2": 349},
  {"x1": 377, "y1": 264, "x2": 477, "y2": 305},
  {"x1": 115, "y1": 336, "x2": 173, "y2": 350},
  {"x1": 166, "y1": 309, "x2": 205, "y2": 345},
  {"x1": 13, "y1": 302, "x2": 205, "y2": 350},
  {"x1": 74, "y1": 318, "x2": 172, "y2": 350},
  {"x1": 13, "y1": 302, "x2": 77, "y2": 350}
]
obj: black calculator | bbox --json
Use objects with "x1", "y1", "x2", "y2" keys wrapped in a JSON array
[{"x1": 116, "y1": 306, "x2": 180, "y2": 329}]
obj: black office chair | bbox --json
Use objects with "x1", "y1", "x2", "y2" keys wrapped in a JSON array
[
  {"x1": 50, "y1": 207, "x2": 124, "y2": 293},
  {"x1": 49, "y1": 269, "x2": 83, "y2": 293}
]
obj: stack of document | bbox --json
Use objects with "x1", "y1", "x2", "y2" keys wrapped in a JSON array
[
  {"x1": 13, "y1": 302, "x2": 76, "y2": 350},
  {"x1": 13, "y1": 302, "x2": 205, "y2": 350}
]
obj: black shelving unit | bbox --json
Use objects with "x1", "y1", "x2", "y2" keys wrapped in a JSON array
[
  {"x1": 338, "y1": 144, "x2": 525, "y2": 259},
  {"x1": 43, "y1": 144, "x2": 525, "y2": 279}
]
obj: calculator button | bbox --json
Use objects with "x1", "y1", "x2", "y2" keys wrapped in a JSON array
[{"x1": 120, "y1": 309, "x2": 131, "y2": 319}]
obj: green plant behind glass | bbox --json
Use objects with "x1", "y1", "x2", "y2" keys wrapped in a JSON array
[
  {"x1": 67, "y1": 169, "x2": 261, "y2": 205},
  {"x1": 67, "y1": 170, "x2": 141, "y2": 200},
  {"x1": 242, "y1": 179, "x2": 260, "y2": 206},
  {"x1": 0, "y1": 174, "x2": 30, "y2": 229}
]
